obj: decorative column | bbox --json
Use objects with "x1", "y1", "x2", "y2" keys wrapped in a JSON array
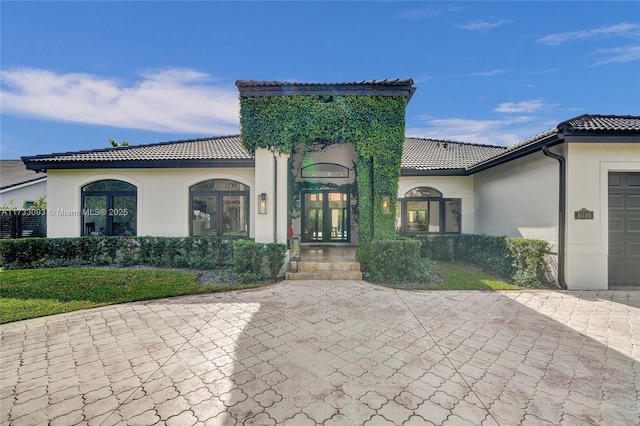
[{"x1": 275, "y1": 153, "x2": 289, "y2": 244}]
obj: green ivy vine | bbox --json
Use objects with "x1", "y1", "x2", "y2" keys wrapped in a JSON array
[{"x1": 239, "y1": 95, "x2": 407, "y2": 253}]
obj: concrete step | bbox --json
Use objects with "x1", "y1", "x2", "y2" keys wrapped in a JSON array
[
  {"x1": 296, "y1": 261, "x2": 361, "y2": 272},
  {"x1": 285, "y1": 270, "x2": 363, "y2": 280}
]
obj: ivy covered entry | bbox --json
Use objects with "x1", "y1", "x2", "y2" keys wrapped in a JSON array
[{"x1": 236, "y1": 79, "x2": 415, "y2": 257}]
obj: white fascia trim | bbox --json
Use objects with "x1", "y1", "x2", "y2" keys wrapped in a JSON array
[{"x1": 0, "y1": 177, "x2": 47, "y2": 194}]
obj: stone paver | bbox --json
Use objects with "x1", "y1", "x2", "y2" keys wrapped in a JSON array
[{"x1": 1, "y1": 281, "x2": 639, "y2": 425}]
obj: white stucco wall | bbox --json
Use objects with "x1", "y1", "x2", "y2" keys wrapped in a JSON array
[
  {"x1": 0, "y1": 180, "x2": 47, "y2": 207},
  {"x1": 398, "y1": 176, "x2": 475, "y2": 233},
  {"x1": 46, "y1": 168, "x2": 255, "y2": 238},
  {"x1": 473, "y1": 151, "x2": 561, "y2": 247},
  {"x1": 565, "y1": 142, "x2": 640, "y2": 290},
  {"x1": 253, "y1": 149, "x2": 290, "y2": 244}
]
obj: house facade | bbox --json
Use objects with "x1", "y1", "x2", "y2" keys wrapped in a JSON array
[
  {"x1": 22, "y1": 80, "x2": 640, "y2": 289},
  {"x1": 0, "y1": 160, "x2": 47, "y2": 208}
]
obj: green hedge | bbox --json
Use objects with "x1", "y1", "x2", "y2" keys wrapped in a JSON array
[
  {"x1": 416, "y1": 234, "x2": 553, "y2": 288},
  {"x1": 0, "y1": 236, "x2": 236, "y2": 270},
  {"x1": 232, "y1": 240, "x2": 287, "y2": 283},
  {"x1": 362, "y1": 238, "x2": 434, "y2": 285}
]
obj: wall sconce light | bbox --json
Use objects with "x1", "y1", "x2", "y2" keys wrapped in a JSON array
[
  {"x1": 258, "y1": 193, "x2": 267, "y2": 214},
  {"x1": 381, "y1": 194, "x2": 391, "y2": 215}
]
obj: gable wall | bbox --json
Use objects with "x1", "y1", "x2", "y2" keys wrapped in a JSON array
[
  {"x1": 46, "y1": 168, "x2": 255, "y2": 238},
  {"x1": 473, "y1": 150, "x2": 561, "y2": 248}
]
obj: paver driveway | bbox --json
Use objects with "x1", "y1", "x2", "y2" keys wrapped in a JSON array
[{"x1": 1, "y1": 281, "x2": 639, "y2": 425}]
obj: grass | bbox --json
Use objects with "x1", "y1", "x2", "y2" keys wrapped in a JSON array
[
  {"x1": 1, "y1": 261, "x2": 521, "y2": 324},
  {"x1": 0, "y1": 268, "x2": 257, "y2": 324},
  {"x1": 428, "y1": 261, "x2": 520, "y2": 290},
  {"x1": 377, "y1": 260, "x2": 521, "y2": 290}
]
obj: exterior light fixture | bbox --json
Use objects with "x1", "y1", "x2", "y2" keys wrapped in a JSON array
[
  {"x1": 381, "y1": 194, "x2": 391, "y2": 215},
  {"x1": 258, "y1": 193, "x2": 267, "y2": 214}
]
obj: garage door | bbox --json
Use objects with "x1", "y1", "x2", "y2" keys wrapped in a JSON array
[{"x1": 609, "y1": 172, "x2": 640, "y2": 286}]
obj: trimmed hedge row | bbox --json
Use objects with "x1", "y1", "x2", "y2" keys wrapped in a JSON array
[
  {"x1": 416, "y1": 234, "x2": 554, "y2": 288},
  {"x1": 358, "y1": 238, "x2": 434, "y2": 285},
  {"x1": 0, "y1": 237, "x2": 289, "y2": 283},
  {"x1": 0, "y1": 236, "x2": 236, "y2": 270}
]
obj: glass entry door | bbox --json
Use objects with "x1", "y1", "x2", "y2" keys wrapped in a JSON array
[{"x1": 302, "y1": 190, "x2": 350, "y2": 242}]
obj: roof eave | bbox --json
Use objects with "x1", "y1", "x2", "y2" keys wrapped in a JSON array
[
  {"x1": 23, "y1": 158, "x2": 255, "y2": 172},
  {"x1": 0, "y1": 176, "x2": 48, "y2": 192},
  {"x1": 563, "y1": 133, "x2": 640, "y2": 143},
  {"x1": 236, "y1": 80, "x2": 416, "y2": 102},
  {"x1": 467, "y1": 134, "x2": 564, "y2": 174},
  {"x1": 401, "y1": 168, "x2": 469, "y2": 176}
]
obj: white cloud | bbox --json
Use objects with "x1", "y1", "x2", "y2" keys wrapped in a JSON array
[
  {"x1": 538, "y1": 22, "x2": 640, "y2": 45},
  {"x1": 591, "y1": 45, "x2": 640, "y2": 66},
  {"x1": 495, "y1": 100, "x2": 546, "y2": 113},
  {"x1": 0, "y1": 67, "x2": 240, "y2": 135},
  {"x1": 415, "y1": 69, "x2": 508, "y2": 82},
  {"x1": 455, "y1": 19, "x2": 506, "y2": 31},
  {"x1": 398, "y1": 5, "x2": 465, "y2": 19},
  {"x1": 527, "y1": 68, "x2": 558, "y2": 75},
  {"x1": 398, "y1": 7, "x2": 442, "y2": 19},
  {"x1": 469, "y1": 69, "x2": 508, "y2": 77},
  {"x1": 407, "y1": 115, "x2": 545, "y2": 146}
]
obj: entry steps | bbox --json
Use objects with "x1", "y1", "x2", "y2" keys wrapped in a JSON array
[{"x1": 285, "y1": 260, "x2": 362, "y2": 280}]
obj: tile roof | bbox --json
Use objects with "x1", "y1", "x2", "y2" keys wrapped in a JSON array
[
  {"x1": 402, "y1": 138, "x2": 506, "y2": 171},
  {"x1": 23, "y1": 135, "x2": 252, "y2": 167},
  {"x1": 471, "y1": 115, "x2": 640, "y2": 171},
  {"x1": 561, "y1": 114, "x2": 640, "y2": 132},
  {"x1": 21, "y1": 114, "x2": 640, "y2": 173},
  {"x1": 236, "y1": 79, "x2": 414, "y2": 87},
  {"x1": 236, "y1": 79, "x2": 417, "y2": 101},
  {"x1": 0, "y1": 160, "x2": 47, "y2": 190}
]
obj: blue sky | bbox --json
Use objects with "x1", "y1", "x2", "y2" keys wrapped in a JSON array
[{"x1": 2, "y1": 1, "x2": 639, "y2": 159}]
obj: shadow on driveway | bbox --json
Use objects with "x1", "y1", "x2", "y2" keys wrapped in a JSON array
[{"x1": 1, "y1": 282, "x2": 638, "y2": 425}]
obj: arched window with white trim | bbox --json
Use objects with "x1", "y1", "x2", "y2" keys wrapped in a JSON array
[
  {"x1": 82, "y1": 180, "x2": 137, "y2": 236},
  {"x1": 396, "y1": 186, "x2": 461, "y2": 235},
  {"x1": 190, "y1": 179, "x2": 249, "y2": 237}
]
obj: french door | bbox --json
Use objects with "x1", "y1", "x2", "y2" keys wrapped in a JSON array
[{"x1": 302, "y1": 190, "x2": 350, "y2": 242}]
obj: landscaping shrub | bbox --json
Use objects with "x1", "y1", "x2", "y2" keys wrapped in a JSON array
[
  {"x1": 366, "y1": 238, "x2": 432, "y2": 284},
  {"x1": 0, "y1": 236, "x2": 235, "y2": 270},
  {"x1": 232, "y1": 239, "x2": 265, "y2": 275},
  {"x1": 265, "y1": 243, "x2": 287, "y2": 281},
  {"x1": 506, "y1": 238, "x2": 553, "y2": 288},
  {"x1": 415, "y1": 234, "x2": 553, "y2": 288}
]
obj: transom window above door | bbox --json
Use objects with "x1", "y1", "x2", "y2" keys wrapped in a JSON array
[
  {"x1": 190, "y1": 179, "x2": 249, "y2": 237},
  {"x1": 301, "y1": 163, "x2": 350, "y2": 178}
]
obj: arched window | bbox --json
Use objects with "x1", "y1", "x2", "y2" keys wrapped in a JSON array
[
  {"x1": 82, "y1": 180, "x2": 137, "y2": 236},
  {"x1": 190, "y1": 179, "x2": 249, "y2": 237},
  {"x1": 396, "y1": 186, "x2": 461, "y2": 235},
  {"x1": 301, "y1": 163, "x2": 350, "y2": 178},
  {"x1": 404, "y1": 187, "x2": 442, "y2": 198}
]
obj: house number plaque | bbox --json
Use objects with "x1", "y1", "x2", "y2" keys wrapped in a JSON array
[{"x1": 574, "y1": 208, "x2": 594, "y2": 220}]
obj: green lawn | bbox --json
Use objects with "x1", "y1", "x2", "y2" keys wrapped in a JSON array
[
  {"x1": 377, "y1": 260, "x2": 521, "y2": 290},
  {"x1": 428, "y1": 261, "x2": 520, "y2": 290},
  {"x1": 0, "y1": 268, "x2": 255, "y2": 324},
  {"x1": 1, "y1": 262, "x2": 521, "y2": 324}
]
